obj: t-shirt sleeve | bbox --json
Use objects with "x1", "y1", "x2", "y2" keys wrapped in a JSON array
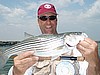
[{"x1": 8, "y1": 66, "x2": 33, "y2": 75}]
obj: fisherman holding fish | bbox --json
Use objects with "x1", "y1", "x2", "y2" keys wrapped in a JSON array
[{"x1": 8, "y1": 3, "x2": 100, "y2": 75}]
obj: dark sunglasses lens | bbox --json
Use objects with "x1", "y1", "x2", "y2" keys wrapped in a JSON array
[
  {"x1": 39, "y1": 16, "x2": 57, "y2": 21},
  {"x1": 39, "y1": 16, "x2": 47, "y2": 21},
  {"x1": 49, "y1": 16, "x2": 56, "y2": 20}
]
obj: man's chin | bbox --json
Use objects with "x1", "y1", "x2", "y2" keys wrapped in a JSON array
[
  {"x1": 45, "y1": 29, "x2": 53, "y2": 34},
  {"x1": 45, "y1": 32, "x2": 53, "y2": 34}
]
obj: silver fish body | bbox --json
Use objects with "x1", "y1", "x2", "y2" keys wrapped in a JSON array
[{"x1": 0, "y1": 32, "x2": 87, "y2": 68}]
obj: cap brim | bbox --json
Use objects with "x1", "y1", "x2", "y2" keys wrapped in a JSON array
[{"x1": 39, "y1": 11, "x2": 57, "y2": 16}]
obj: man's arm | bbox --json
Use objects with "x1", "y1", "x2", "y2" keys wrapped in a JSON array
[
  {"x1": 86, "y1": 58, "x2": 100, "y2": 75},
  {"x1": 77, "y1": 38, "x2": 100, "y2": 75},
  {"x1": 8, "y1": 66, "x2": 34, "y2": 75}
]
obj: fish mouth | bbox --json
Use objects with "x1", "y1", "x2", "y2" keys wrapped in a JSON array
[{"x1": 66, "y1": 43, "x2": 73, "y2": 47}]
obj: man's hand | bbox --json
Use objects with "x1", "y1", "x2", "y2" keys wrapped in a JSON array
[
  {"x1": 13, "y1": 51, "x2": 39, "y2": 75},
  {"x1": 77, "y1": 38, "x2": 100, "y2": 75}
]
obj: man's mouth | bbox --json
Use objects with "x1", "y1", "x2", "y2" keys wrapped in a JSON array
[
  {"x1": 45, "y1": 25, "x2": 52, "y2": 29},
  {"x1": 44, "y1": 25, "x2": 53, "y2": 33}
]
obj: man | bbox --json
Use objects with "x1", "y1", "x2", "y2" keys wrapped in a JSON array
[{"x1": 8, "y1": 3, "x2": 100, "y2": 75}]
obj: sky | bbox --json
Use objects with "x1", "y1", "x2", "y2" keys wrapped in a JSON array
[{"x1": 0, "y1": 0, "x2": 100, "y2": 41}]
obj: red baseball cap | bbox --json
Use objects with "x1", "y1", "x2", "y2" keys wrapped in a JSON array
[{"x1": 38, "y1": 3, "x2": 57, "y2": 16}]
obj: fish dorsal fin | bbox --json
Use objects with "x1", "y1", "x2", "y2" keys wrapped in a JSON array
[{"x1": 24, "y1": 32, "x2": 34, "y2": 37}]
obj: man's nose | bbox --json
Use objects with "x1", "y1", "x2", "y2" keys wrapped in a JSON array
[{"x1": 46, "y1": 18, "x2": 51, "y2": 25}]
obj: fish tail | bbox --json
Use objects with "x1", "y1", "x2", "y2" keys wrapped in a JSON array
[{"x1": 0, "y1": 50, "x2": 8, "y2": 69}]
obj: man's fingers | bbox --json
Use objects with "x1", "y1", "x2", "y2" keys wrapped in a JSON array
[
  {"x1": 20, "y1": 56, "x2": 38, "y2": 63},
  {"x1": 84, "y1": 38, "x2": 94, "y2": 44},
  {"x1": 17, "y1": 56, "x2": 39, "y2": 67},
  {"x1": 15, "y1": 51, "x2": 35, "y2": 60}
]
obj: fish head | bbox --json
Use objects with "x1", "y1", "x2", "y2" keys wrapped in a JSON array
[{"x1": 63, "y1": 33, "x2": 88, "y2": 49}]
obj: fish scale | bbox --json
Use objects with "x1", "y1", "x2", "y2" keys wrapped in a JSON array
[
  {"x1": 0, "y1": 32, "x2": 88, "y2": 69},
  {"x1": 4, "y1": 39, "x2": 63, "y2": 56},
  {"x1": 4, "y1": 37, "x2": 62, "y2": 55},
  {"x1": 6, "y1": 36, "x2": 59, "y2": 51}
]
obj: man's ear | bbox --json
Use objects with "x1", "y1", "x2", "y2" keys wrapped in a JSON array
[
  {"x1": 56, "y1": 18, "x2": 57, "y2": 21},
  {"x1": 38, "y1": 18, "x2": 39, "y2": 23}
]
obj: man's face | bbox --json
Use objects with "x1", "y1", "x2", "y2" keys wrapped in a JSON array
[{"x1": 38, "y1": 12, "x2": 57, "y2": 34}]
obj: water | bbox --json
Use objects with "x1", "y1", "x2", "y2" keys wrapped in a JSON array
[
  {"x1": 98, "y1": 43, "x2": 100, "y2": 56},
  {"x1": 0, "y1": 42, "x2": 100, "y2": 75},
  {"x1": 0, "y1": 46, "x2": 14, "y2": 75}
]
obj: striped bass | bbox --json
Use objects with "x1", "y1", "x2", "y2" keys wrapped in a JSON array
[{"x1": 0, "y1": 32, "x2": 88, "y2": 68}]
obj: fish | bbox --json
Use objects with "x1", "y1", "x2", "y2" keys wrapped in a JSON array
[{"x1": 0, "y1": 32, "x2": 88, "y2": 69}]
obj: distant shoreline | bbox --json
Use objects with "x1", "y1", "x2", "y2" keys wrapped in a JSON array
[
  {"x1": 95, "y1": 41, "x2": 100, "y2": 43},
  {"x1": 0, "y1": 41, "x2": 20, "y2": 46},
  {"x1": 0, "y1": 40, "x2": 100, "y2": 47}
]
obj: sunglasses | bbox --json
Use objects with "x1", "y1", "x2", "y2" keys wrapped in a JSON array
[{"x1": 38, "y1": 15, "x2": 57, "y2": 21}]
